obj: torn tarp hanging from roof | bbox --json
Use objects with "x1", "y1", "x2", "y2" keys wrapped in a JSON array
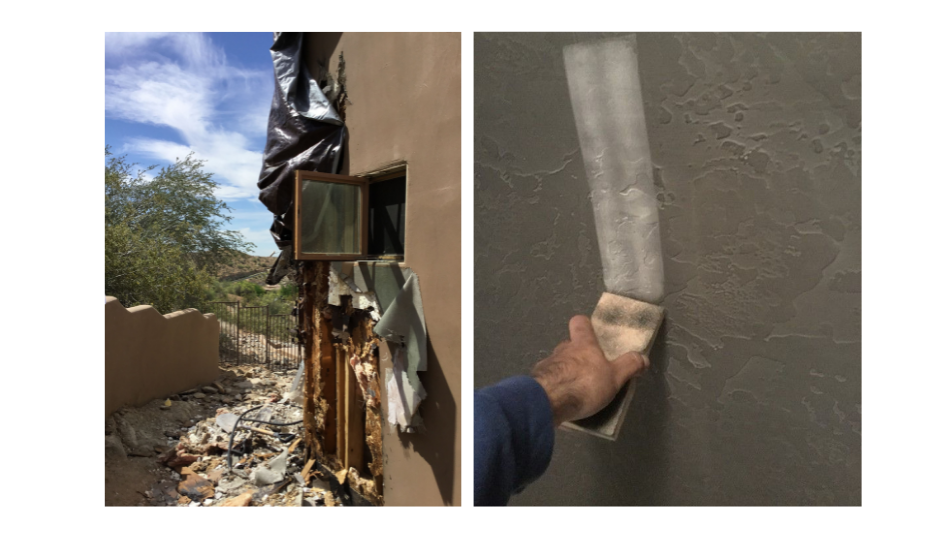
[
  {"x1": 258, "y1": 32, "x2": 346, "y2": 284},
  {"x1": 329, "y1": 263, "x2": 429, "y2": 431}
]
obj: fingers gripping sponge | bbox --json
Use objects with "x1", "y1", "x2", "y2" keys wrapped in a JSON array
[{"x1": 562, "y1": 292, "x2": 665, "y2": 440}]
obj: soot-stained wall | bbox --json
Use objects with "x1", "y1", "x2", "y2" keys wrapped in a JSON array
[
  {"x1": 307, "y1": 32, "x2": 461, "y2": 506},
  {"x1": 474, "y1": 32, "x2": 861, "y2": 505}
]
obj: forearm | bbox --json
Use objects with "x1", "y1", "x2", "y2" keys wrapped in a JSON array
[{"x1": 473, "y1": 376, "x2": 556, "y2": 506}]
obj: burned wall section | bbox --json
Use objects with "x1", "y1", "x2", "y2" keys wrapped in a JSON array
[
  {"x1": 306, "y1": 32, "x2": 461, "y2": 507},
  {"x1": 474, "y1": 32, "x2": 861, "y2": 505},
  {"x1": 286, "y1": 32, "x2": 459, "y2": 506},
  {"x1": 259, "y1": 32, "x2": 385, "y2": 505},
  {"x1": 300, "y1": 261, "x2": 384, "y2": 505}
]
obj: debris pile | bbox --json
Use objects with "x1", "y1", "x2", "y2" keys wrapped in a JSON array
[{"x1": 105, "y1": 362, "x2": 347, "y2": 507}]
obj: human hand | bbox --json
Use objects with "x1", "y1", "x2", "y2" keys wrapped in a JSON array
[{"x1": 531, "y1": 315, "x2": 649, "y2": 426}]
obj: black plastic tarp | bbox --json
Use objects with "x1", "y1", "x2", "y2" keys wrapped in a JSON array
[{"x1": 258, "y1": 32, "x2": 345, "y2": 268}]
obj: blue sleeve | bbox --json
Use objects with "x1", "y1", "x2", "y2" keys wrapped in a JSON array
[{"x1": 474, "y1": 375, "x2": 555, "y2": 506}]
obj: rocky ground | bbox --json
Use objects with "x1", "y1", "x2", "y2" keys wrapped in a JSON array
[
  {"x1": 105, "y1": 362, "x2": 344, "y2": 507},
  {"x1": 219, "y1": 323, "x2": 302, "y2": 366}
]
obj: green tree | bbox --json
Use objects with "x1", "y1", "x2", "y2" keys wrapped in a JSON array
[{"x1": 105, "y1": 147, "x2": 255, "y2": 313}]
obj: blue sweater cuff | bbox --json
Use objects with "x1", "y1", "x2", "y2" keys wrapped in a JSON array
[{"x1": 478, "y1": 375, "x2": 555, "y2": 494}]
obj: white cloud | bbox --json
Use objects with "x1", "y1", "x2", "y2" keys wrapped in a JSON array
[
  {"x1": 106, "y1": 62, "x2": 212, "y2": 138},
  {"x1": 105, "y1": 33, "x2": 270, "y2": 201},
  {"x1": 105, "y1": 32, "x2": 170, "y2": 56},
  {"x1": 236, "y1": 227, "x2": 279, "y2": 257},
  {"x1": 123, "y1": 133, "x2": 263, "y2": 200}
]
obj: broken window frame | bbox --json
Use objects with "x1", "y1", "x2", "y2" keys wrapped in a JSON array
[{"x1": 293, "y1": 170, "x2": 369, "y2": 261}]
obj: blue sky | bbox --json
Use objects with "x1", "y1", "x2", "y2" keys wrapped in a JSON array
[{"x1": 105, "y1": 32, "x2": 280, "y2": 256}]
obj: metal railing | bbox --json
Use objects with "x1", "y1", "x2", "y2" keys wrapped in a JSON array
[{"x1": 207, "y1": 301, "x2": 302, "y2": 368}]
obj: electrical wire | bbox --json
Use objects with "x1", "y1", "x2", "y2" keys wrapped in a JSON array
[{"x1": 226, "y1": 404, "x2": 304, "y2": 471}]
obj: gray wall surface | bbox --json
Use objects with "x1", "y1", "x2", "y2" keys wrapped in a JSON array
[{"x1": 474, "y1": 32, "x2": 861, "y2": 505}]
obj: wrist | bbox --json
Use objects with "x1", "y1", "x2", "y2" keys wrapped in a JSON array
[{"x1": 533, "y1": 375, "x2": 577, "y2": 426}]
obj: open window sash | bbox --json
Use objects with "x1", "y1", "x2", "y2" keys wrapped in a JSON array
[{"x1": 294, "y1": 170, "x2": 369, "y2": 261}]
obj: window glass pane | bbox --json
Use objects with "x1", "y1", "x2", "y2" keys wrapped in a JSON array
[{"x1": 300, "y1": 180, "x2": 361, "y2": 255}]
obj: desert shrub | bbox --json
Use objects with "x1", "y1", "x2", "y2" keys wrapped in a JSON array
[{"x1": 105, "y1": 147, "x2": 253, "y2": 313}]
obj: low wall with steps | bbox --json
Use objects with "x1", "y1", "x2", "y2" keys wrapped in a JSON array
[{"x1": 106, "y1": 296, "x2": 220, "y2": 417}]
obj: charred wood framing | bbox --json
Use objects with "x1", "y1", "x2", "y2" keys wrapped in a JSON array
[{"x1": 300, "y1": 260, "x2": 383, "y2": 504}]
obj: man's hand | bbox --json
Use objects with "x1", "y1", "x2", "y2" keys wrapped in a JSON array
[{"x1": 531, "y1": 315, "x2": 649, "y2": 426}]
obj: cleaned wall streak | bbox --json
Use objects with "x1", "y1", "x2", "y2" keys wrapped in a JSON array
[
  {"x1": 474, "y1": 32, "x2": 861, "y2": 505},
  {"x1": 563, "y1": 36, "x2": 665, "y2": 304}
]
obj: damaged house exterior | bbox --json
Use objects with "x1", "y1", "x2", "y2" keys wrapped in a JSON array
[{"x1": 258, "y1": 32, "x2": 461, "y2": 506}]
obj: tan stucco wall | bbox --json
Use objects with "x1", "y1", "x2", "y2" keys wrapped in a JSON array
[
  {"x1": 306, "y1": 32, "x2": 461, "y2": 506},
  {"x1": 105, "y1": 296, "x2": 220, "y2": 417}
]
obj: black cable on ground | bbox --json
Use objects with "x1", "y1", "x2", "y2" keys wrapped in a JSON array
[{"x1": 226, "y1": 404, "x2": 304, "y2": 471}]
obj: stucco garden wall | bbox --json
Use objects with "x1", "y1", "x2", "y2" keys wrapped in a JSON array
[{"x1": 105, "y1": 296, "x2": 220, "y2": 417}]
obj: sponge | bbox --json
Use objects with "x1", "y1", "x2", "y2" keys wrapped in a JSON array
[{"x1": 562, "y1": 292, "x2": 665, "y2": 440}]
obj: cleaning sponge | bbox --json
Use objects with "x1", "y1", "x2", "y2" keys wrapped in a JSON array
[{"x1": 563, "y1": 292, "x2": 665, "y2": 440}]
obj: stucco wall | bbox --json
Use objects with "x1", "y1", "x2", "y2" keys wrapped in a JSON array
[
  {"x1": 306, "y1": 33, "x2": 461, "y2": 506},
  {"x1": 475, "y1": 33, "x2": 860, "y2": 505},
  {"x1": 105, "y1": 296, "x2": 220, "y2": 417}
]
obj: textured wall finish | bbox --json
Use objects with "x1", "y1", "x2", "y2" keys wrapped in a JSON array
[
  {"x1": 105, "y1": 297, "x2": 220, "y2": 417},
  {"x1": 474, "y1": 32, "x2": 861, "y2": 505}
]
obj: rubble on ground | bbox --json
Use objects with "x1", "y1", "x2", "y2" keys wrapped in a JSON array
[{"x1": 105, "y1": 362, "x2": 345, "y2": 507}]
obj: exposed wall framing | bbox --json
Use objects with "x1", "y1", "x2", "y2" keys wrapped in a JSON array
[{"x1": 301, "y1": 261, "x2": 384, "y2": 505}]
